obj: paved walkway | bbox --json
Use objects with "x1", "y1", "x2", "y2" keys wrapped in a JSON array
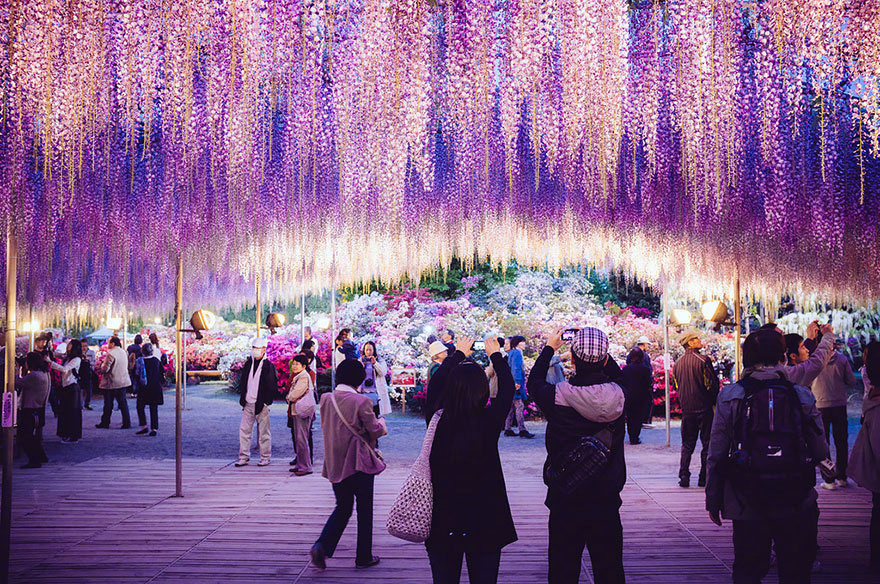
[{"x1": 6, "y1": 384, "x2": 876, "y2": 583}]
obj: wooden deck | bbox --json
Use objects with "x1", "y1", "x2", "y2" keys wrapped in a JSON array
[{"x1": 6, "y1": 452, "x2": 876, "y2": 583}]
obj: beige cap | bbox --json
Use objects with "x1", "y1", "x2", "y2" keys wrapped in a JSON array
[
  {"x1": 679, "y1": 329, "x2": 700, "y2": 347},
  {"x1": 428, "y1": 340, "x2": 448, "y2": 358}
]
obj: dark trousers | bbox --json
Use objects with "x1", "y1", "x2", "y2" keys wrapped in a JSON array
[
  {"x1": 137, "y1": 401, "x2": 158, "y2": 430},
  {"x1": 680, "y1": 411, "x2": 713, "y2": 482},
  {"x1": 871, "y1": 492, "x2": 880, "y2": 570},
  {"x1": 427, "y1": 548, "x2": 501, "y2": 584},
  {"x1": 548, "y1": 503, "x2": 625, "y2": 584},
  {"x1": 101, "y1": 387, "x2": 131, "y2": 427},
  {"x1": 290, "y1": 421, "x2": 314, "y2": 463},
  {"x1": 56, "y1": 384, "x2": 82, "y2": 441},
  {"x1": 19, "y1": 408, "x2": 46, "y2": 465},
  {"x1": 732, "y1": 504, "x2": 816, "y2": 583},
  {"x1": 316, "y1": 472, "x2": 375, "y2": 565},
  {"x1": 818, "y1": 406, "x2": 848, "y2": 481},
  {"x1": 625, "y1": 393, "x2": 651, "y2": 442}
]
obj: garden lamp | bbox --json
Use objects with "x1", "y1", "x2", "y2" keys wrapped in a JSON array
[
  {"x1": 106, "y1": 316, "x2": 123, "y2": 330},
  {"x1": 182, "y1": 309, "x2": 217, "y2": 340},
  {"x1": 265, "y1": 312, "x2": 286, "y2": 334},
  {"x1": 315, "y1": 317, "x2": 331, "y2": 330},
  {"x1": 701, "y1": 300, "x2": 735, "y2": 330},
  {"x1": 670, "y1": 309, "x2": 692, "y2": 326}
]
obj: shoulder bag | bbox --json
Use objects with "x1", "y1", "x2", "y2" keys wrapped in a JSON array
[
  {"x1": 387, "y1": 410, "x2": 442, "y2": 542},
  {"x1": 543, "y1": 423, "x2": 615, "y2": 495},
  {"x1": 330, "y1": 392, "x2": 385, "y2": 467}
]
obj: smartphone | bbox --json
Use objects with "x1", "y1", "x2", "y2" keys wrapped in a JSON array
[
  {"x1": 472, "y1": 340, "x2": 485, "y2": 351},
  {"x1": 562, "y1": 328, "x2": 580, "y2": 342}
]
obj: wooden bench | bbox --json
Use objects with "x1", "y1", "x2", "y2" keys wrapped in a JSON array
[{"x1": 185, "y1": 370, "x2": 224, "y2": 378}]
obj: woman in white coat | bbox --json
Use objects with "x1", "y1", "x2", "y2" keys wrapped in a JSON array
[
  {"x1": 360, "y1": 341, "x2": 391, "y2": 418},
  {"x1": 849, "y1": 340, "x2": 880, "y2": 573}
]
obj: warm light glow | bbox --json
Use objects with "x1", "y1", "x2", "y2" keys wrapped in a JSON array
[
  {"x1": 106, "y1": 317, "x2": 123, "y2": 330},
  {"x1": 315, "y1": 317, "x2": 331, "y2": 330},
  {"x1": 190, "y1": 310, "x2": 217, "y2": 332},
  {"x1": 153, "y1": 317, "x2": 161, "y2": 324},
  {"x1": 701, "y1": 300, "x2": 729, "y2": 323},
  {"x1": 21, "y1": 321, "x2": 40, "y2": 333},
  {"x1": 671, "y1": 309, "x2": 692, "y2": 325}
]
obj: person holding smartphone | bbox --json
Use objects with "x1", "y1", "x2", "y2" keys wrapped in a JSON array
[{"x1": 360, "y1": 341, "x2": 391, "y2": 418}]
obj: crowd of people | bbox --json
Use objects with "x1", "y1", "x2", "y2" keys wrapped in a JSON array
[{"x1": 5, "y1": 315, "x2": 880, "y2": 583}]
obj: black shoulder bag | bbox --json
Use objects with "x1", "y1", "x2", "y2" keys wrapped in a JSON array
[{"x1": 543, "y1": 423, "x2": 615, "y2": 495}]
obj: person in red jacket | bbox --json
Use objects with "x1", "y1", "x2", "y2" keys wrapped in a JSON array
[{"x1": 673, "y1": 329, "x2": 720, "y2": 488}]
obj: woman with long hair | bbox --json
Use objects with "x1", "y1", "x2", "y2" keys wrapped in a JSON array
[
  {"x1": 360, "y1": 341, "x2": 392, "y2": 418},
  {"x1": 49, "y1": 340, "x2": 83, "y2": 443},
  {"x1": 849, "y1": 340, "x2": 880, "y2": 573},
  {"x1": 424, "y1": 335, "x2": 516, "y2": 584},
  {"x1": 134, "y1": 342, "x2": 164, "y2": 436}
]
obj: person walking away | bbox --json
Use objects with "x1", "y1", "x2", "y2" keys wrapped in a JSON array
[
  {"x1": 848, "y1": 340, "x2": 880, "y2": 573},
  {"x1": 360, "y1": 341, "x2": 392, "y2": 418},
  {"x1": 17, "y1": 352, "x2": 51, "y2": 468},
  {"x1": 149, "y1": 332, "x2": 169, "y2": 372},
  {"x1": 134, "y1": 342, "x2": 163, "y2": 436},
  {"x1": 48, "y1": 340, "x2": 83, "y2": 443},
  {"x1": 287, "y1": 354, "x2": 316, "y2": 476},
  {"x1": 311, "y1": 359, "x2": 387, "y2": 570},
  {"x1": 96, "y1": 336, "x2": 132, "y2": 429},
  {"x1": 235, "y1": 337, "x2": 276, "y2": 467},
  {"x1": 706, "y1": 328, "x2": 829, "y2": 583},
  {"x1": 811, "y1": 339, "x2": 856, "y2": 490},
  {"x1": 81, "y1": 339, "x2": 96, "y2": 410},
  {"x1": 528, "y1": 328, "x2": 626, "y2": 584},
  {"x1": 634, "y1": 337, "x2": 655, "y2": 427},
  {"x1": 504, "y1": 336, "x2": 534, "y2": 439},
  {"x1": 621, "y1": 348, "x2": 653, "y2": 445},
  {"x1": 673, "y1": 329, "x2": 720, "y2": 487},
  {"x1": 423, "y1": 335, "x2": 517, "y2": 584},
  {"x1": 127, "y1": 334, "x2": 143, "y2": 395}
]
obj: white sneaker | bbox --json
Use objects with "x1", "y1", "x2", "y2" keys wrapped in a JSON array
[
  {"x1": 257, "y1": 459, "x2": 271, "y2": 467},
  {"x1": 820, "y1": 481, "x2": 837, "y2": 490},
  {"x1": 234, "y1": 459, "x2": 249, "y2": 467},
  {"x1": 642, "y1": 423, "x2": 655, "y2": 429},
  {"x1": 835, "y1": 478, "x2": 850, "y2": 488}
]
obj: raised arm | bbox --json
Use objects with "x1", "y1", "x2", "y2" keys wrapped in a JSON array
[
  {"x1": 787, "y1": 327, "x2": 836, "y2": 387},
  {"x1": 425, "y1": 337, "x2": 472, "y2": 422},
  {"x1": 528, "y1": 331, "x2": 564, "y2": 413},
  {"x1": 486, "y1": 337, "x2": 515, "y2": 429}
]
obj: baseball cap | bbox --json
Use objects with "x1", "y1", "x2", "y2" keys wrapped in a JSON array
[
  {"x1": 251, "y1": 337, "x2": 269, "y2": 348},
  {"x1": 571, "y1": 328, "x2": 609, "y2": 363},
  {"x1": 429, "y1": 341, "x2": 448, "y2": 357},
  {"x1": 637, "y1": 336, "x2": 651, "y2": 345}
]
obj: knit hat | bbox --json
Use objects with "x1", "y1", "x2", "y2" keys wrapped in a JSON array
[
  {"x1": 251, "y1": 336, "x2": 268, "y2": 348},
  {"x1": 429, "y1": 340, "x2": 448, "y2": 358},
  {"x1": 571, "y1": 327, "x2": 609, "y2": 363},
  {"x1": 679, "y1": 329, "x2": 700, "y2": 347}
]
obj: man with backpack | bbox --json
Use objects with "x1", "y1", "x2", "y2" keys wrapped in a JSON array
[
  {"x1": 528, "y1": 328, "x2": 626, "y2": 584},
  {"x1": 706, "y1": 328, "x2": 830, "y2": 583}
]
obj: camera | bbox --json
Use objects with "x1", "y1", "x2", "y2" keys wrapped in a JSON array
[
  {"x1": 562, "y1": 328, "x2": 580, "y2": 342},
  {"x1": 472, "y1": 340, "x2": 485, "y2": 351},
  {"x1": 364, "y1": 378, "x2": 375, "y2": 388}
]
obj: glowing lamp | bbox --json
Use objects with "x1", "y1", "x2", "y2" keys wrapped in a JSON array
[
  {"x1": 21, "y1": 320, "x2": 40, "y2": 333},
  {"x1": 315, "y1": 317, "x2": 331, "y2": 330},
  {"x1": 265, "y1": 312, "x2": 286, "y2": 334},
  {"x1": 701, "y1": 300, "x2": 730, "y2": 323},
  {"x1": 186, "y1": 310, "x2": 217, "y2": 340},
  {"x1": 106, "y1": 316, "x2": 123, "y2": 330},
  {"x1": 670, "y1": 309, "x2": 692, "y2": 325}
]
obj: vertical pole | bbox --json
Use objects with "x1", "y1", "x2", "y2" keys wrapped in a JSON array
[
  {"x1": 733, "y1": 272, "x2": 742, "y2": 382},
  {"x1": 330, "y1": 281, "x2": 336, "y2": 390},
  {"x1": 28, "y1": 305, "x2": 33, "y2": 351},
  {"x1": 174, "y1": 257, "x2": 183, "y2": 497},
  {"x1": 122, "y1": 311, "x2": 127, "y2": 352},
  {"x1": 300, "y1": 291, "x2": 305, "y2": 345},
  {"x1": 662, "y1": 292, "x2": 671, "y2": 447},
  {"x1": 255, "y1": 274, "x2": 262, "y2": 338},
  {"x1": 2, "y1": 226, "x2": 18, "y2": 583},
  {"x1": 181, "y1": 301, "x2": 187, "y2": 410}
]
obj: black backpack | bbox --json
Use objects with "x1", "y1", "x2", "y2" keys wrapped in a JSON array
[{"x1": 725, "y1": 375, "x2": 815, "y2": 509}]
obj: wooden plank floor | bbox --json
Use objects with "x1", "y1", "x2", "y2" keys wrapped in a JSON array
[{"x1": 6, "y1": 454, "x2": 876, "y2": 583}]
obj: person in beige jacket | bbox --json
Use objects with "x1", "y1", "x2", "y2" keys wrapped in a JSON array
[
  {"x1": 287, "y1": 355, "x2": 316, "y2": 476},
  {"x1": 311, "y1": 359, "x2": 387, "y2": 571},
  {"x1": 96, "y1": 336, "x2": 131, "y2": 429}
]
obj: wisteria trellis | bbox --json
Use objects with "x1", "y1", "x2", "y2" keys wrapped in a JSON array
[{"x1": 0, "y1": 0, "x2": 879, "y2": 315}]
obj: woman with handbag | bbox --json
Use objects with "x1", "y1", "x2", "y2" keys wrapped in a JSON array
[
  {"x1": 311, "y1": 359, "x2": 387, "y2": 571},
  {"x1": 287, "y1": 354, "x2": 316, "y2": 476},
  {"x1": 424, "y1": 335, "x2": 516, "y2": 584},
  {"x1": 48, "y1": 340, "x2": 84, "y2": 443}
]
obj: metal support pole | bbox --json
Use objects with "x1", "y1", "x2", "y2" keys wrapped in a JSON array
[
  {"x1": 182, "y1": 301, "x2": 187, "y2": 411},
  {"x1": 300, "y1": 292, "x2": 305, "y2": 345},
  {"x1": 330, "y1": 282, "x2": 336, "y2": 390},
  {"x1": 174, "y1": 257, "x2": 183, "y2": 497},
  {"x1": 662, "y1": 292, "x2": 671, "y2": 447},
  {"x1": 28, "y1": 305, "x2": 33, "y2": 351},
  {"x1": 2, "y1": 227, "x2": 18, "y2": 583},
  {"x1": 733, "y1": 272, "x2": 742, "y2": 382},
  {"x1": 255, "y1": 274, "x2": 262, "y2": 338}
]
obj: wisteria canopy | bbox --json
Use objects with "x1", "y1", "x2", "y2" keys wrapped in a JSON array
[{"x1": 1, "y1": 0, "x2": 879, "y2": 314}]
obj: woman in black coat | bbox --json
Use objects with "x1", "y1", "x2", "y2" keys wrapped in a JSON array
[
  {"x1": 134, "y1": 342, "x2": 164, "y2": 436},
  {"x1": 424, "y1": 335, "x2": 516, "y2": 584},
  {"x1": 621, "y1": 347, "x2": 653, "y2": 445}
]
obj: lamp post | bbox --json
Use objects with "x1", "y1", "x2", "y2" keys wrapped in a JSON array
[
  {"x1": 174, "y1": 257, "x2": 183, "y2": 497},
  {"x1": 2, "y1": 225, "x2": 18, "y2": 583},
  {"x1": 662, "y1": 292, "x2": 671, "y2": 447},
  {"x1": 330, "y1": 281, "x2": 336, "y2": 391},
  {"x1": 733, "y1": 271, "x2": 742, "y2": 382},
  {"x1": 255, "y1": 274, "x2": 262, "y2": 338},
  {"x1": 300, "y1": 291, "x2": 305, "y2": 345}
]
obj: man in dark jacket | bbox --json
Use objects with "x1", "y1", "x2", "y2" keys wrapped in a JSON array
[
  {"x1": 528, "y1": 328, "x2": 626, "y2": 584},
  {"x1": 235, "y1": 337, "x2": 277, "y2": 467},
  {"x1": 673, "y1": 329, "x2": 720, "y2": 488}
]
